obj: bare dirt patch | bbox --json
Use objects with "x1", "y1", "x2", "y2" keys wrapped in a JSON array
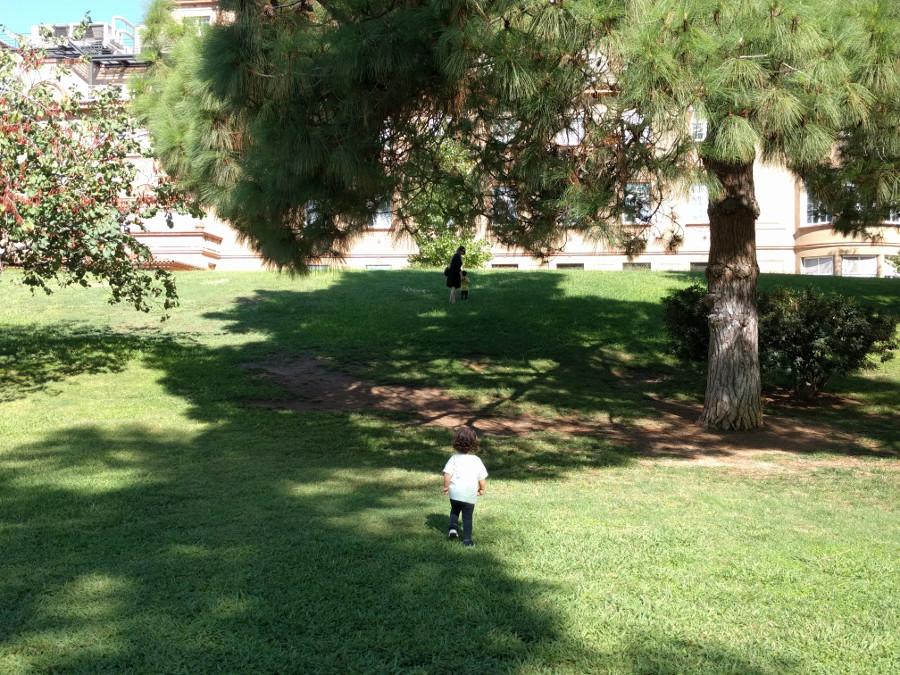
[{"x1": 243, "y1": 355, "x2": 896, "y2": 471}]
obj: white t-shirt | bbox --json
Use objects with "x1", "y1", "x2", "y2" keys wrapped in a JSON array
[{"x1": 443, "y1": 453, "x2": 488, "y2": 504}]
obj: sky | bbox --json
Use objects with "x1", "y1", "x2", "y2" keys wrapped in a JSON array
[{"x1": 0, "y1": 0, "x2": 150, "y2": 35}]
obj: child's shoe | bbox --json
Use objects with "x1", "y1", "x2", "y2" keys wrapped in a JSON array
[
  {"x1": 448, "y1": 529, "x2": 458, "y2": 540},
  {"x1": 463, "y1": 540, "x2": 475, "y2": 547}
]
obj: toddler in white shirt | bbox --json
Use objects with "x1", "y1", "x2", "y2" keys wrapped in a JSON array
[{"x1": 442, "y1": 427, "x2": 488, "y2": 547}]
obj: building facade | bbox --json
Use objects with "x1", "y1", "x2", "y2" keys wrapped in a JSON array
[{"x1": 6, "y1": 0, "x2": 899, "y2": 276}]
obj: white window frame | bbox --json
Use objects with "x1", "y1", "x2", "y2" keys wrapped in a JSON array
[
  {"x1": 492, "y1": 118, "x2": 519, "y2": 144},
  {"x1": 623, "y1": 109, "x2": 652, "y2": 144},
  {"x1": 368, "y1": 198, "x2": 392, "y2": 230},
  {"x1": 492, "y1": 185, "x2": 519, "y2": 222},
  {"x1": 623, "y1": 182, "x2": 652, "y2": 224},
  {"x1": 803, "y1": 185, "x2": 833, "y2": 226},
  {"x1": 688, "y1": 184, "x2": 709, "y2": 223},
  {"x1": 841, "y1": 255, "x2": 877, "y2": 278},
  {"x1": 304, "y1": 201, "x2": 319, "y2": 227},
  {"x1": 689, "y1": 113, "x2": 708, "y2": 142},
  {"x1": 885, "y1": 256, "x2": 900, "y2": 277},
  {"x1": 555, "y1": 113, "x2": 585, "y2": 147},
  {"x1": 801, "y1": 256, "x2": 834, "y2": 276}
]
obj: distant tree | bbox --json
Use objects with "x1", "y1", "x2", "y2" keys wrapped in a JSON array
[
  {"x1": 137, "y1": 0, "x2": 900, "y2": 428},
  {"x1": 0, "y1": 25, "x2": 193, "y2": 314},
  {"x1": 400, "y1": 141, "x2": 492, "y2": 269},
  {"x1": 406, "y1": 225, "x2": 493, "y2": 269}
]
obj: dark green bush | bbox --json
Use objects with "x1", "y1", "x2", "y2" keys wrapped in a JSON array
[
  {"x1": 661, "y1": 283, "x2": 899, "y2": 400},
  {"x1": 661, "y1": 282, "x2": 709, "y2": 361},
  {"x1": 758, "y1": 286, "x2": 898, "y2": 400}
]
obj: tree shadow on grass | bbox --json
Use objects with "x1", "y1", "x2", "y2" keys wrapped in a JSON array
[
  {"x1": 0, "y1": 324, "x2": 185, "y2": 402},
  {"x1": 4, "y1": 267, "x2": 897, "y2": 461},
  {"x1": 198, "y1": 270, "x2": 686, "y2": 426},
  {"x1": 0, "y1": 422, "x2": 556, "y2": 671},
  {"x1": 0, "y1": 421, "x2": 795, "y2": 673},
  {"x1": 191, "y1": 269, "x2": 897, "y2": 459},
  {"x1": 4, "y1": 269, "x2": 881, "y2": 671},
  {"x1": 760, "y1": 373, "x2": 900, "y2": 456}
]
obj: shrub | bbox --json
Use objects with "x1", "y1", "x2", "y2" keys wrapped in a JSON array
[
  {"x1": 758, "y1": 286, "x2": 898, "y2": 400},
  {"x1": 406, "y1": 228, "x2": 493, "y2": 269},
  {"x1": 661, "y1": 282, "x2": 710, "y2": 361},
  {"x1": 661, "y1": 283, "x2": 899, "y2": 400}
]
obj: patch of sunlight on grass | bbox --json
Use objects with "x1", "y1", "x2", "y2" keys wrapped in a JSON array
[
  {"x1": 287, "y1": 468, "x2": 430, "y2": 499},
  {"x1": 0, "y1": 656, "x2": 28, "y2": 675},
  {"x1": 13, "y1": 468, "x2": 140, "y2": 495},
  {"x1": 593, "y1": 345, "x2": 634, "y2": 362},
  {"x1": 14, "y1": 626, "x2": 124, "y2": 663},
  {"x1": 526, "y1": 358, "x2": 559, "y2": 373},
  {"x1": 211, "y1": 593, "x2": 255, "y2": 619},
  {"x1": 55, "y1": 574, "x2": 130, "y2": 621},
  {"x1": 162, "y1": 543, "x2": 212, "y2": 559},
  {"x1": 13, "y1": 464, "x2": 150, "y2": 494}
]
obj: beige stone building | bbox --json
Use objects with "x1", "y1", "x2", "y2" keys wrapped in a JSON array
[{"x1": 7, "y1": 0, "x2": 900, "y2": 276}]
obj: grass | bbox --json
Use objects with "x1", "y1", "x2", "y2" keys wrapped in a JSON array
[{"x1": 1, "y1": 268, "x2": 898, "y2": 673}]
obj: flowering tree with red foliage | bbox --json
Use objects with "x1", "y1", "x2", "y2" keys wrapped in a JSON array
[{"x1": 0, "y1": 39, "x2": 195, "y2": 314}]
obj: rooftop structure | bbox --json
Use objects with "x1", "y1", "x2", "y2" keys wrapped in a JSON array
[{"x1": 1, "y1": 16, "x2": 145, "y2": 91}]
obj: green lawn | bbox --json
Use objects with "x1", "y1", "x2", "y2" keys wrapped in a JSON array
[{"x1": 1, "y1": 269, "x2": 898, "y2": 673}]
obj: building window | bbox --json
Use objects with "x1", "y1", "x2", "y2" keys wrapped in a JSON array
[
  {"x1": 491, "y1": 186, "x2": 518, "y2": 222},
  {"x1": 491, "y1": 263, "x2": 519, "y2": 269},
  {"x1": 841, "y1": 255, "x2": 877, "y2": 277},
  {"x1": 491, "y1": 117, "x2": 519, "y2": 144},
  {"x1": 690, "y1": 113, "x2": 708, "y2": 142},
  {"x1": 308, "y1": 265, "x2": 330, "y2": 272},
  {"x1": 368, "y1": 198, "x2": 392, "y2": 230},
  {"x1": 304, "y1": 201, "x2": 319, "y2": 227},
  {"x1": 366, "y1": 265, "x2": 392, "y2": 270},
  {"x1": 688, "y1": 184, "x2": 709, "y2": 223},
  {"x1": 622, "y1": 262, "x2": 651, "y2": 270},
  {"x1": 623, "y1": 109, "x2": 651, "y2": 144},
  {"x1": 804, "y1": 186, "x2": 832, "y2": 225},
  {"x1": 183, "y1": 16, "x2": 212, "y2": 33},
  {"x1": 623, "y1": 183, "x2": 651, "y2": 224},
  {"x1": 801, "y1": 256, "x2": 834, "y2": 276},
  {"x1": 689, "y1": 262, "x2": 707, "y2": 272},
  {"x1": 885, "y1": 256, "x2": 900, "y2": 277},
  {"x1": 555, "y1": 113, "x2": 585, "y2": 147},
  {"x1": 556, "y1": 263, "x2": 584, "y2": 269}
]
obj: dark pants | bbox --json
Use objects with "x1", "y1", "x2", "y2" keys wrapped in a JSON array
[
  {"x1": 461, "y1": 290, "x2": 468, "y2": 300},
  {"x1": 449, "y1": 499, "x2": 475, "y2": 542}
]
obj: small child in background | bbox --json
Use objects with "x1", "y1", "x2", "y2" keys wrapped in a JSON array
[
  {"x1": 460, "y1": 271, "x2": 470, "y2": 300},
  {"x1": 442, "y1": 427, "x2": 488, "y2": 547}
]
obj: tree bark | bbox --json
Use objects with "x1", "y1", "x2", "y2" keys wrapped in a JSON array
[{"x1": 698, "y1": 158, "x2": 763, "y2": 430}]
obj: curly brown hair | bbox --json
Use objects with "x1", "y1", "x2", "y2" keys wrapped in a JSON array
[{"x1": 452, "y1": 426, "x2": 479, "y2": 453}]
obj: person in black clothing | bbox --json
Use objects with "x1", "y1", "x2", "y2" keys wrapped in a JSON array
[{"x1": 446, "y1": 246, "x2": 465, "y2": 303}]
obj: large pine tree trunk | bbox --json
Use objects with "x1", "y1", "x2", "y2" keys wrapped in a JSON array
[{"x1": 698, "y1": 158, "x2": 763, "y2": 430}]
